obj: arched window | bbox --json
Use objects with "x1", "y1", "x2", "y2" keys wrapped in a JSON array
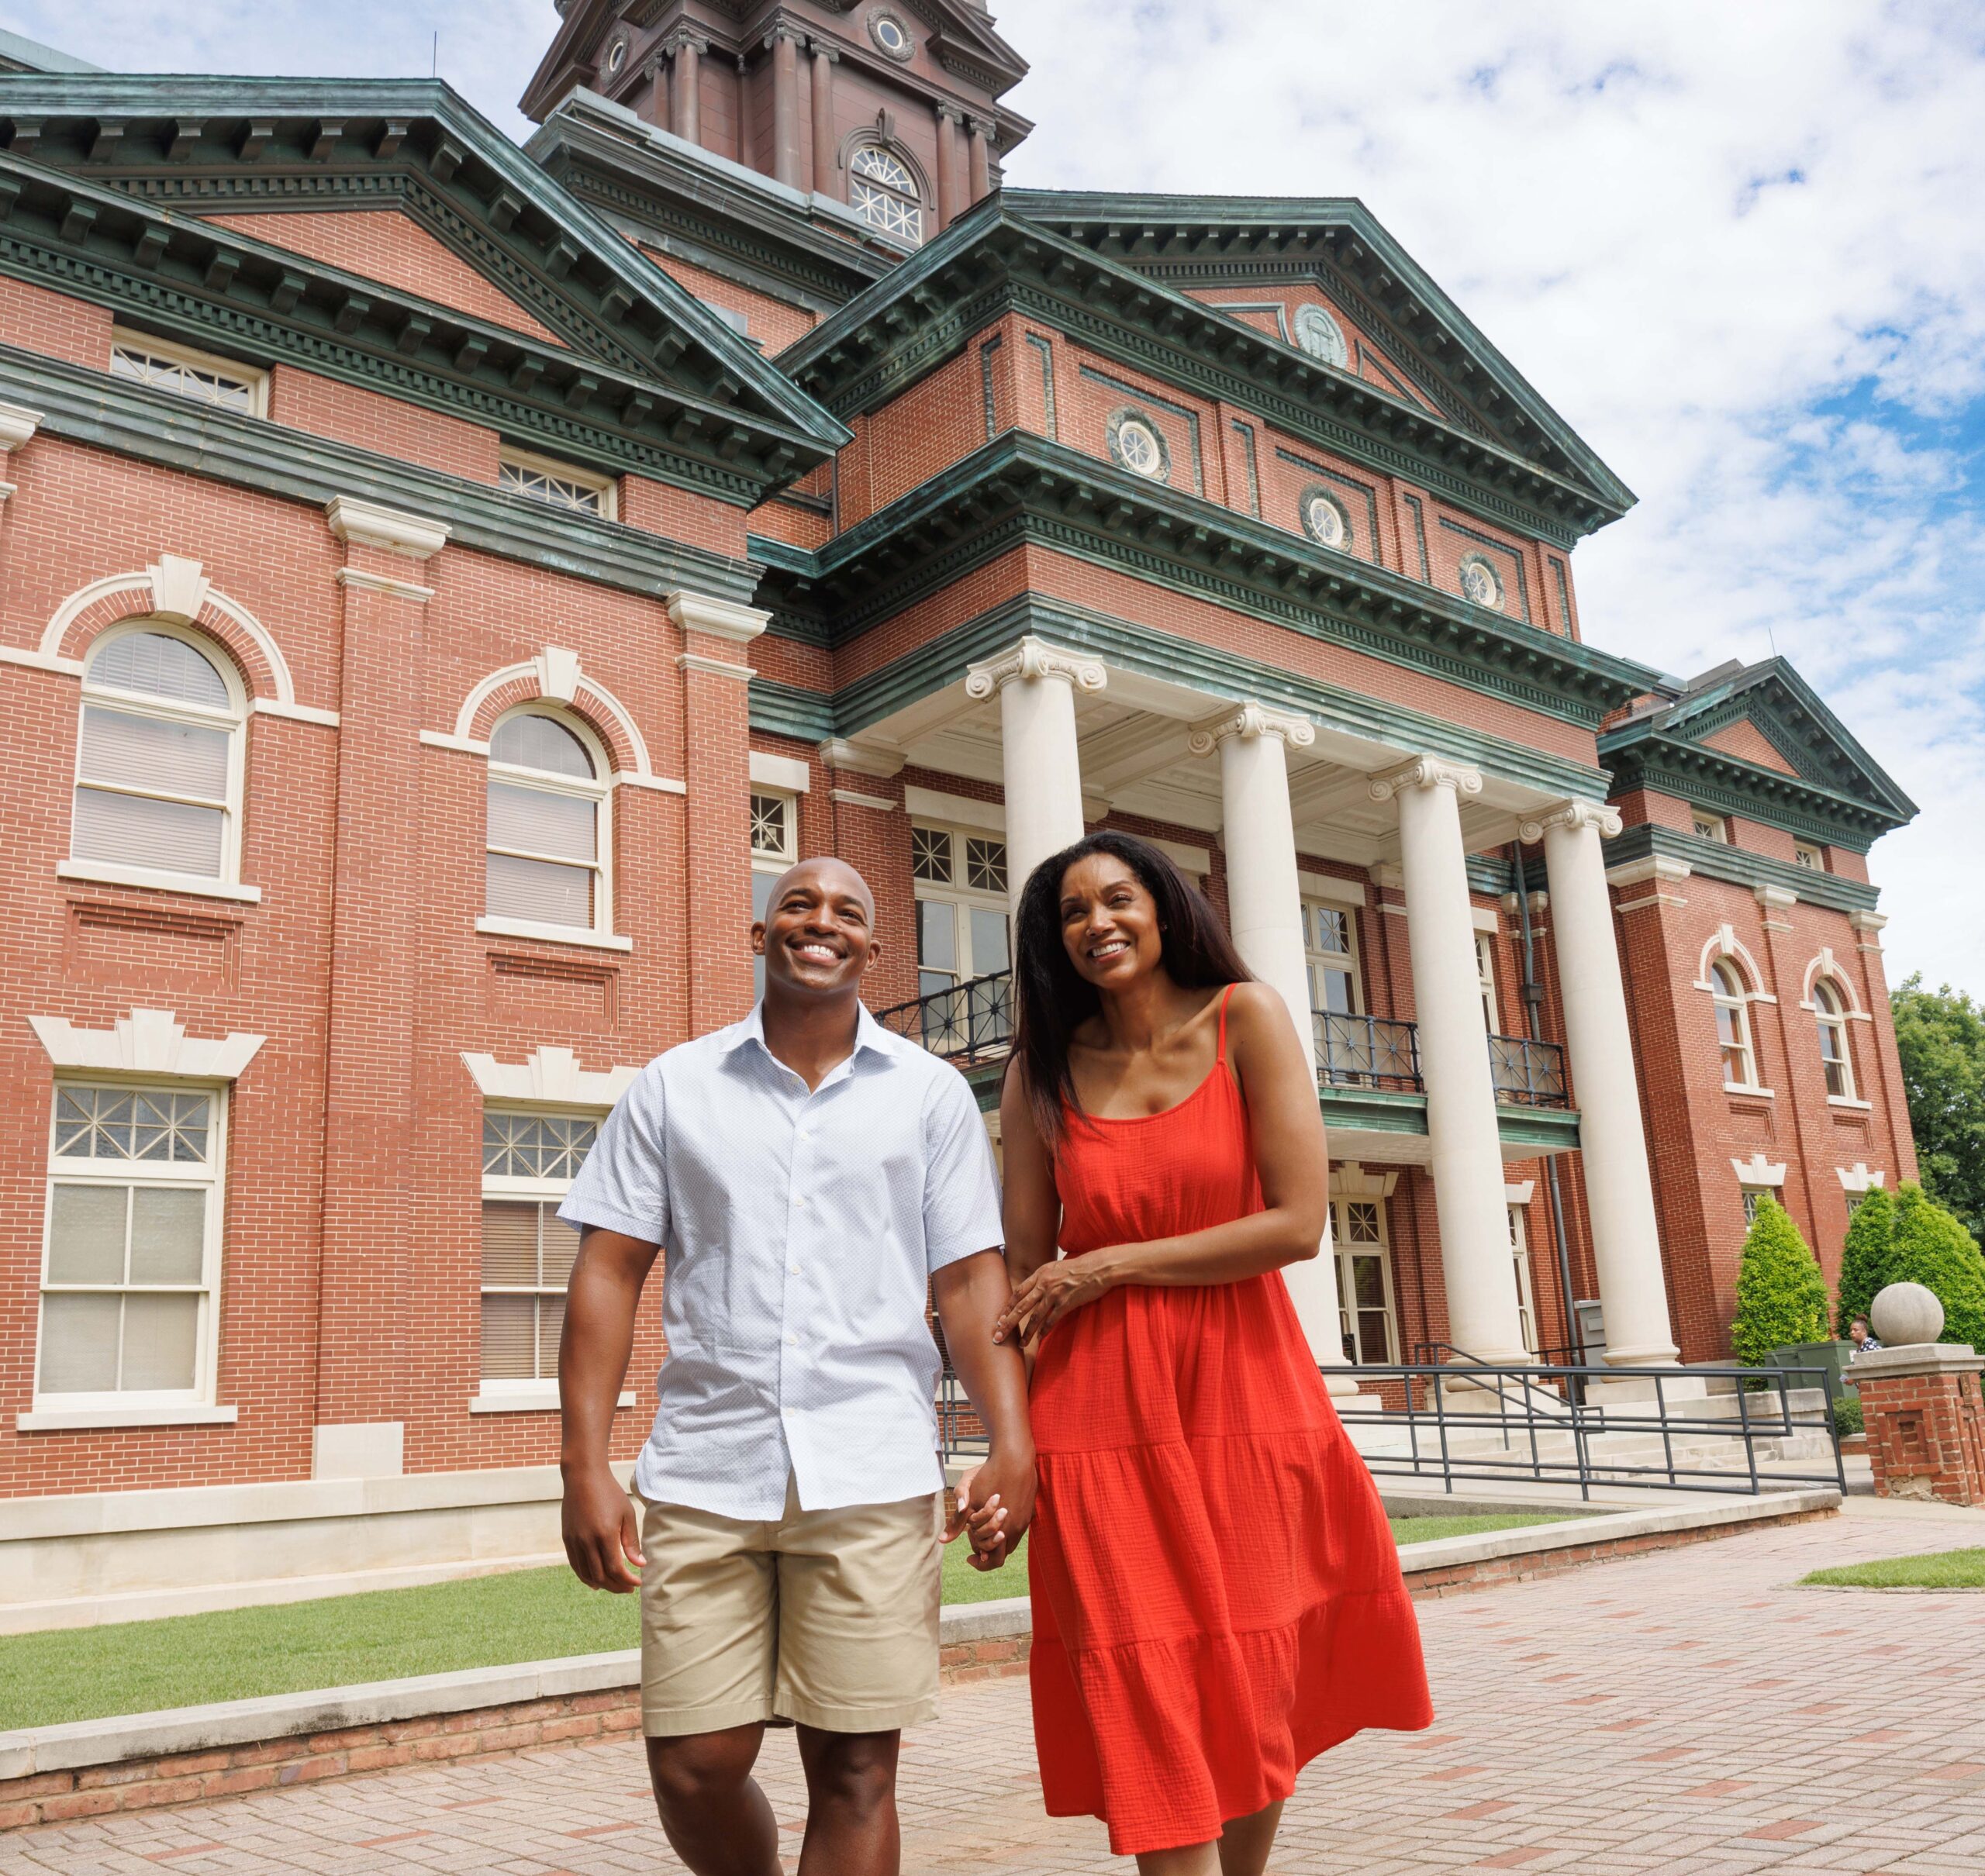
[
  {"x1": 485, "y1": 709, "x2": 609, "y2": 936},
  {"x1": 1814, "y1": 979, "x2": 1856, "y2": 1099},
  {"x1": 849, "y1": 146, "x2": 923, "y2": 243},
  {"x1": 72, "y1": 626, "x2": 245, "y2": 886},
  {"x1": 1711, "y1": 959, "x2": 1755, "y2": 1088}
]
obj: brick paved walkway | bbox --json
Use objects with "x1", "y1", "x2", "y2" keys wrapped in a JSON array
[{"x1": 5, "y1": 1498, "x2": 1983, "y2": 1874}]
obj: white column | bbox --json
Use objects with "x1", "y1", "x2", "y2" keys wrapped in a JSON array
[
  {"x1": 1371, "y1": 756, "x2": 1530, "y2": 1364},
  {"x1": 965, "y1": 636, "x2": 1105, "y2": 917},
  {"x1": 1189, "y1": 703, "x2": 1349, "y2": 1380},
  {"x1": 1521, "y1": 800, "x2": 1680, "y2": 1365}
]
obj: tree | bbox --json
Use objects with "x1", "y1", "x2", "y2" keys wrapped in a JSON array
[
  {"x1": 1888, "y1": 1181, "x2": 1985, "y2": 1351},
  {"x1": 1892, "y1": 975, "x2": 1985, "y2": 1247},
  {"x1": 1835, "y1": 1184, "x2": 1897, "y2": 1337},
  {"x1": 1730, "y1": 1195, "x2": 1831, "y2": 1364}
]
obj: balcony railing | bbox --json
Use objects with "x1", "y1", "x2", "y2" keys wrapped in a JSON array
[
  {"x1": 879, "y1": 972, "x2": 1568, "y2": 1109},
  {"x1": 874, "y1": 970, "x2": 1014, "y2": 1065}
]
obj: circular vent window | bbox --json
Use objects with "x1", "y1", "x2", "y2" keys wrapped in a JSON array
[
  {"x1": 1107, "y1": 410, "x2": 1169, "y2": 481},
  {"x1": 1300, "y1": 487, "x2": 1349, "y2": 549},
  {"x1": 871, "y1": 12, "x2": 913, "y2": 58}
]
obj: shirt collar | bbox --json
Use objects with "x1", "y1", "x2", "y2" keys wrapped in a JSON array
[{"x1": 720, "y1": 1000, "x2": 899, "y2": 1068}]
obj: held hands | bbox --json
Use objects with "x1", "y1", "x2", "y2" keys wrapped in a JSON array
[
  {"x1": 942, "y1": 1447, "x2": 1037, "y2": 1572},
  {"x1": 992, "y1": 1251, "x2": 1119, "y2": 1348},
  {"x1": 561, "y1": 1462, "x2": 646, "y2": 1594}
]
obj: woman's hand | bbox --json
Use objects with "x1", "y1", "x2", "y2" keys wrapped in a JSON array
[{"x1": 992, "y1": 1251, "x2": 1120, "y2": 1347}]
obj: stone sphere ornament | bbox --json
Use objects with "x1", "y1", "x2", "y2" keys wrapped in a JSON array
[{"x1": 1870, "y1": 1281, "x2": 1944, "y2": 1348}]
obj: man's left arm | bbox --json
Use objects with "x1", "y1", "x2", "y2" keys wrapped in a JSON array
[
  {"x1": 932, "y1": 1250, "x2": 1035, "y2": 1568},
  {"x1": 922, "y1": 1071, "x2": 1035, "y2": 1569}
]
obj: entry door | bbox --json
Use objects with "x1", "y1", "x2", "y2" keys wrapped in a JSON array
[
  {"x1": 1507, "y1": 1204, "x2": 1539, "y2": 1356},
  {"x1": 1330, "y1": 1195, "x2": 1398, "y2": 1364}
]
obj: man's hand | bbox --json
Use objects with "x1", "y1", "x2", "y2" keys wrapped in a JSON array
[
  {"x1": 562, "y1": 1461, "x2": 645, "y2": 1593},
  {"x1": 942, "y1": 1447, "x2": 1037, "y2": 1571}
]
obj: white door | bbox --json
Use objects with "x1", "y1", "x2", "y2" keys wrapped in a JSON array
[{"x1": 1331, "y1": 1194, "x2": 1398, "y2": 1364}]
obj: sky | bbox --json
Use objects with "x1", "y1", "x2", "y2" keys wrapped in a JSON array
[{"x1": 4, "y1": 1, "x2": 1980, "y2": 997}]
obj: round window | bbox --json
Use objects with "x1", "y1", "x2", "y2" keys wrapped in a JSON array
[
  {"x1": 1459, "y1": 554, "x2": 1505, "y2": 611},
  {"x1": 1107, "y1": 409, "x2": 1169, "y2": 481},
  {"x1": 606, "y1": 37, "x2": 627, "y2": 75},
  {"x1": 1300, "y1": 487, "x2": 1348, "y2": 550},
  {"x1": 1294, "y1": 303, "x2": 1348, "y2": 367},
  {"x1": 871, "y1": 12, "x2": 913, "y2": 58}
]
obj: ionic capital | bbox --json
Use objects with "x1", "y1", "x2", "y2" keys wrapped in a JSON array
[
  {"x1": 1517, "y1": 797, "x2": 1623, "y2": 844},
  {"x1": 762, "y1": 22, "x2": 809, "y2": 49},
  {"x1": 661, "y1": 29, "x2": 710, "y2": 56},
  {"x1": 1367, "y1": 754, "x2": 1483, "y2": 804},
  {"x1": 964, "y1": 635, "x2": 1106, "y2": 701},
  {"x1": 1186, "y1": 701, "x2": 1316, "y2": 758}
]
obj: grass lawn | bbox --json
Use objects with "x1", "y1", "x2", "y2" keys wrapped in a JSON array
[
  {"x1": 1, "y1": 1510, "x2": 1581, "y2": 1731},
  {"x1": 1800, "y1": 1547, "x2": 1985, "y2": 1591}
]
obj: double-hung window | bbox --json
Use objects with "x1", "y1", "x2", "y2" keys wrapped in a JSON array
[
  {"x1": 1303, "y1": 898, "x2": 1365, "y2": 1078},
  {"x1": 37, "y1": 1083, "x2": 225, "y2": 1409},
  {"x1": 478, "y1": 1111, "x2": 597, "y2": 1398},
  {"x1": 911, "y1": 822, "x2": 1010, "y2": 995},
  {"x1": 484, "y1": 709, "x2": 611, "y2": 939},
  {"x1": 71, "y1": 626, "x2": 246, "y2": 891},
  {"x1": 1331, "y1": 1195, "x2": 1398, "y2": 1364},
  {"x1": 1711, "y1": 960, "x2": 1756, "y2": 1089},
  {"x1": 750, "y1": 789, "x2": 799, "y2": 998},
  {"x1": 1814, "y1": 980, "x2": 1856, "y2": 1099}
]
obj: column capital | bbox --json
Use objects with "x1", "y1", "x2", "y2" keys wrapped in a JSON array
[
  {"x1": 936, "y1": 101, "x2": 968, "y2": 123},
  {"x1": 667, "y1": 591, "x2": 770, "y2": 645},
  {"x1": 762, "y1": 21, "x2": 809, "y2": 48},
  {"x1": 810, "y1": 39, "x2": 840, "y2": 62},
  {"x1": 324, "y1": 495, "x2": 449, "y2": 560},
  {"x1": 662, "y1": 28, "x2": 710, "y2": 55},
  {"x1": 1186, "y1": 701, "x2": 1315, "y2": 757},
  {"x1": 1367, "y1": 753, "x2": 1483, "y2": 803},
  {"x1": 965, "y1": 635, "x2": 1106, "y2": 701},
  {"x1": 1518, "y1": 797, "x2": 1622, "y2": 843}
]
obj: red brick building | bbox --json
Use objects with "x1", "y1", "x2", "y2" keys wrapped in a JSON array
[{"x1": 0, "y1": 2, "x2": 1917, "y2": 1514}]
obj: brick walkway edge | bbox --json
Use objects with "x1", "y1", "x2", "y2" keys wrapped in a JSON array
[{"x1": 0, "y1": 1494, "x2": 1834, "y2": 1830}]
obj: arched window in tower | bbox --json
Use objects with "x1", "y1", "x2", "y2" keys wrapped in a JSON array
[
  {"x1": 1711, "y1": 959, "x2": 1755, "y2": 1089},
  {"x1": 849, "y1": 147, "x2": 923, "y2": 243},
  {"x1": 1813, "y1": 978, "x2": 1856, "y2": 1100},
  {"x1": 485, "y1": 709, "x2": 610, "y2": 936}
]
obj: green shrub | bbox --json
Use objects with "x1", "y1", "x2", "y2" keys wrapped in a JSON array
[
  {"x1": 1730, "y1": 1195, "x2": 1831, "y2": 1365},
  {"x1": 1832, "y1": 1395, "x2": 1863, "y2": 1438},
  {"x1": 1889, "y1": 1181, "x2": 1985, "y2": 1350},
  {"x1": 1835, "y1": 1184, "x2": 1897, "y2": 1337}
]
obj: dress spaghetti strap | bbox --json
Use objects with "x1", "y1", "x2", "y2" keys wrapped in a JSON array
[{"x1": 1216, "y1": 981, "x2": 1236, "y2": 1064}]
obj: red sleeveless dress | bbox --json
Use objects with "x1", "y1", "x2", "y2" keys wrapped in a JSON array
[{"x1": 1025, "y1": 988, "x2": 1433, "y2": 1855}]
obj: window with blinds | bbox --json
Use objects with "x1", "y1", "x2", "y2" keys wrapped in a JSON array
[
  {"x1": 480, "y1": 1112, "x2": 599, "y2": 1386},
  {"x1": 485, "y1": 710, "x2": 609, "y2": 934},
  {"x1": 37, "y1": 1085, "x2": 223, "y2": 1403},
  {"x1": 72, "y1": 628, "x2": 243, "y2": 884}
]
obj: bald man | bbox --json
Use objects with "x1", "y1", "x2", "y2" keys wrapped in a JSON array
[{"x1": 558, "y1": 857, "x2": 1034, "y2": 1876}]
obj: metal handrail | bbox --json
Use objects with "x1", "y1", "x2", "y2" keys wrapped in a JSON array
[
  {"x1": 874, "y1": 970, "x2": 1014, "y2": 1065},
  {"x1": 1315, "y1": 1009, "x2": 1423, "y2": 1091},
  {"x1": 1488, "y1": 1033, "x2": 1569, "y2": 1107}
]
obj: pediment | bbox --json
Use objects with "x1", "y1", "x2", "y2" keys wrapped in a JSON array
[{"x1": 0, "y1": 74, "x2": 846, "y2": 494}]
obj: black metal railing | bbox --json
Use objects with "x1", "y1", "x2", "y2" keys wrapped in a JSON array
[
  {"x1": 875, "y1": 971, "x2": 1014, "y2": 1065},
  {"x1": 1315, "y1": 1010, "x2": 1423, "y2": 1091},
  {"x1": 1334, "y1": 1351, "x2": 1845, "y2": 1499},
  {"x1": 1489, "y1": 1033, "x2": 1569, "y2": 1107}
]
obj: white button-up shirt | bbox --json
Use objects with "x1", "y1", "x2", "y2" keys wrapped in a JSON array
[{"x1": 558, "y1": 1003, "x2": 1004, "y2": 1520}]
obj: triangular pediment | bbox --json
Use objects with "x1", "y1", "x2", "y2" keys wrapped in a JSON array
[
  {"x1": 1003, "y1": 191, "x2": 1635, "y2": 516},
  {"x1": 0, "y1": 73, "x2": 846, "y2": 495}
]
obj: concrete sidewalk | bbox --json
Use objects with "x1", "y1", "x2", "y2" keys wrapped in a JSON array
[{"x1": 2, "y1": 1493, "x2": 1981, "y2": 1874}]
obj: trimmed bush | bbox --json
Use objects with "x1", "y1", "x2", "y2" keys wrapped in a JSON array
[
  {"x1": 1835, "y1": 1184, "x2": 1897, "y2": 1337},
  {"x1": 1889, "y1": 1181, "x2": 1985, "y2": 1351},
  {"x1": 1730, "y1": 1195, "x2": 1831, "y2": 1366},
  {"x1": 1832, "y1": 1395, "x2": 1863, "y2": 1439}
]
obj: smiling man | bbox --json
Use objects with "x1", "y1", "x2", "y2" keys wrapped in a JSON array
[{"x1": 556, "y1": 856, "x2": 1034, "y2": 1876}]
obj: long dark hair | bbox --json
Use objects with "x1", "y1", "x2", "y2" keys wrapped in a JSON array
[{"x1": 1008, "y1": 830, "x2": 1251, "y2": 1151}]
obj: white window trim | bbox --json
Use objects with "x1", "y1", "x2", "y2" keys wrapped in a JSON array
[
  {"x1": 1810, "y1": 978, "x2": 1860, "y2": 1104},
  {"x1": 1303, "y1": 895, "x2": 1364, "y2": 1018},
  {"x1": 485, "y1": 705, "x2": 616, "y2": 944},
  {"x1": 912, "y1": 819, "x2": 1010, "y2": 988},
  {"x1": 1507, "y1": 1202, "x2": 1539, "y2": 1357},
  {"x1": 471, "y1": 1384, "x2": 634, "y2": 1414},
  {"x1": 32, "y1": 1080, "x2": 230, "y2": 1418},
  {"x1": 475, "y1": 916, "x2": 632, "y2": 953},
  {"x1": 1707, "y1": 957, "x2": 1769, "y2": 1095},
  {"x1": 1329, "y1": 1192, "x2": 1399, "y2": 1364},
  {"x1": 1690, "y1": 808, "x2": 1730, "y2": 844},
  {"x1": 1793, "y1": 840, "x2": 1824, "y2": 873},
  {"x1": 1475, "y1": 930, "x2": 1500, "y2": 1033},
  {"x1": 750, "y1": 751, "x2": 812, "y2": 795},
  {"x1": 110, "y1": 327, "x2": 269, "y2": 419},
  {"x1": 499, "y1": 444, "x2": 620, "y2": 522},
  {"x1": 73, "y1": 619, "x2": 250, "y2": 894}
]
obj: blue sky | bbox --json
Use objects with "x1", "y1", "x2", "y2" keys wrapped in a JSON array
[{"x1": 5, "y1": 1, "x2": 1980, "y2": 996}]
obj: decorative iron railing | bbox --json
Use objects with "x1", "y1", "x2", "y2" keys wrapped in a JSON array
[
  {"x1": 874, "y1": 970, "x2": 1014, "y2": 1065},
  {"x1": 1314, "y1": 1010, "x2": 1423, "y2": 1091},
  {"x1": 1487, "y1": 1033, "x2": 1569, "y2": 1107}
]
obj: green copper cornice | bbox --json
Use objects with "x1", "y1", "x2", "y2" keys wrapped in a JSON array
[
  {"x1": 1603, "y1": 740, "x2": 1898, "y2": 851},
  {"x1": 1602, "y1": 823, "x2": 1883, "y2": 909},
  {"x1": 748, "y1": 678, "x2": 837, "y2": 742},
  {"x1": 1006, "y1": 190, "x2": 1636, "y2": 516},
  {"x1": 756, "y1": 432, "x2": 1660, "y2": 725},
  {"x1": 782, "y1": 201, "x2": 1629, "y2": 546},
  {"x1": 0, "y1": 73, "x2": 848, "y2": 491},
  {"x1": 0, "y1": 340, "x2": 762, "y2": 605}
]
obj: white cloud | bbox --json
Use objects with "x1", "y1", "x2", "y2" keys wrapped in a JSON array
[{"x1": 5, "y1": 2, "x2": 1977, "y2": 988}]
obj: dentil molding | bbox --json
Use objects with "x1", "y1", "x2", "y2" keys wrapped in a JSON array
[
  {"x1": 1367, "y1": 754, "x2": 1484, "y2": 802},
  {"x1": 30, "y1": 1008, "x2": 266, "y2": 1081},
  {"x1": 964, "y1": 635, "x2": 1107, "y2": 700}
]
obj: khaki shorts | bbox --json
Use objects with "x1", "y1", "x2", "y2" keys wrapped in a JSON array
[{"x1": 637, "y1": 1477, "x2": 943, "y2": 1737}]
